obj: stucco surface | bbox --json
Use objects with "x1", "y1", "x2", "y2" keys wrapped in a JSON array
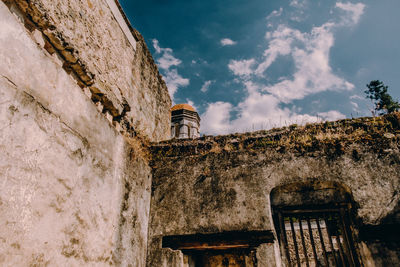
[
  {"x1": 12, "y1": 0, "x2": 171, "y2": 141},
  {"x1": 0, "y1": 2, "x2": 151, "y2": 265},
  {"x1": 2, "y1": 0, "x2": 400, "y2": 266},
  {"x1": 151, "y1": 142, "x2": 400, "y2": 234},
  {"x1": 149, "y1": 115, "x2": 400, "y2": 265}
]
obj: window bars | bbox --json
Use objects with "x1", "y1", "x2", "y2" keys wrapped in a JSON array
[{"x1": 275, "y1": 207, "x2": 360, "y2": 267}]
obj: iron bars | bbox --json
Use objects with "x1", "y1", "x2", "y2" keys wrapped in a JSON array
[{"x1": 275, "y1": 207, "x2": 360, "y2": 267}]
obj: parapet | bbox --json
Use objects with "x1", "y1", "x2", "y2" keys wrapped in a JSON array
[{"x1": 153, "y1": 112, "x2": 400, "y2": 158}]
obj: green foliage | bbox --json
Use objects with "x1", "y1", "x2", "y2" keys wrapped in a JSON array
[{"x1": 365, "y1": 80, "x2": 400, "y2": 115}]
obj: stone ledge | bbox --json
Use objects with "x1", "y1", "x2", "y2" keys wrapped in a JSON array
[{"x1": 105, "y1": 0, "x2": 137, "y2": 51}]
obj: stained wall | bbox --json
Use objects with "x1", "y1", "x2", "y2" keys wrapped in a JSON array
[
  {"x1": 149, "y1": 115, "x2": 400, "y2": 266},
  {"x1": 0, "y1": 0, "x2": 170, "y2": 265},
  {"x1": 11, "y1": 0, "x2": 171, "y2": 142}
]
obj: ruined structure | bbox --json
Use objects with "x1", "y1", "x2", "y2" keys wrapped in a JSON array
[
  {"x1": 150, "y1": 115, "x2": 400, "y2": 266},
  {"x1": 0, "y1": 0, "x2": 399, "y2": 266}
]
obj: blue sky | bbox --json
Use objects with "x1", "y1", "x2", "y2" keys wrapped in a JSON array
[{"x1": 120, "y1": 0, "x2": 400, "y2": 135}]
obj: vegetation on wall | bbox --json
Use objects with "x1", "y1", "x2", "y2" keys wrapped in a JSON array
[
  {"x1": 365, "y1": 80, "x2": 400, "y2": 115},
  {"x1": 151, "y1": 112, "x2": 400, "y2": 160}
]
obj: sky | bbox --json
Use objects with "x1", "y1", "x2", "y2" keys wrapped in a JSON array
[{"x1": 120, "y1": 0, "x2": 400, "y2": 135}]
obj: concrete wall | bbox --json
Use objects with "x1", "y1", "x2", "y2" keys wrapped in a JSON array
[
  {"x1": 150, "y1": 115, "x2": 400, "y2": 266},
  {"x1": 0, "y1": 0, "x2": 168, "y2": 265}
]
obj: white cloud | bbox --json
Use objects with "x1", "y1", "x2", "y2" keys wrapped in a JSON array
[
  {"x1": 289, "y1": 0, "x2": 309, "y2": 22},
  {"x1": 200, "y1": 80, "x2": 214, "y2": 93},
  {"x1": 256, "y1": 25, "x2": 299, "y2": 75},
  {"x1": 201, "y1": 102, "x2": 233, "y2": 135},
  {"x1": 228, "y1": 59, "x2": 256, "y2": 77},
  {"x1": 157, "y1": 52, "x2": 182, "y2": 70},
  {"x1": 350, "y1": 101, "x2": 360, "y2": 112},
  {"x1": 201, "y1": 4, "x2": 364, "y2": 135},
  {"x1": 162, "y1": 69, "x2": 189, "y2": 97},
  {"x1": 262, "y1": 23, "x2": 354, "y2": 102},
  {"x1": 255, "y1": 22, "x2": 355, "y2": 102},
  {"x1": 201, "y1": 81, "x2": 344, "y2": 135},
  {"x1": 152, "y1": 39, "x2": 181, "y2": 70},
  {"x1": 336, "y1": 2, "x2": 366, "y2": 25},
  {"x1": 152, "y1": 39, "x2": 189, "y2": 101},
  {"x1": 220, "y1": 38, "x2": 237, "y2": 46},
  {"x1": 290, "y1": 0, "x2": 307, "y2": 8},
  {"x1": 266, "y1": 7, "x2": 283, "y2": 20},
  {"x1": 318, "y1": 110, "x2": 346, "y2": 121},
  {"x1": 152, "y1": 39, "x2": 162, "y2": 53},
  {"x1": 350, "y1": 94, "x2": 363, "y2": 100}
]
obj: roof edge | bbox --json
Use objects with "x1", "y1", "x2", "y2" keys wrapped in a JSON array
[{"x1": 104, "y1": 0, "x2": 138, "y2": 50}]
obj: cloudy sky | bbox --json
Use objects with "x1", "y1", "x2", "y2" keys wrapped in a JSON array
[{"x1": 121, "y1": 0, "x2": 400, "y2": 135}]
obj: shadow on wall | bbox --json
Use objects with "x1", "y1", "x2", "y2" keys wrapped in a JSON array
[{"x1": 270, "y1": 180, "x2": 355, "y2": 208}]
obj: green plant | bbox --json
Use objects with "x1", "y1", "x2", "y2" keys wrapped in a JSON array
[{"x1": 365, "y1": 80, "x2": 400, "y2": 115}]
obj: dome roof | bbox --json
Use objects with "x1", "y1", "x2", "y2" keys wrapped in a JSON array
[{"x1": 171, "y1": 103, "x2": 196, "y2": 112}]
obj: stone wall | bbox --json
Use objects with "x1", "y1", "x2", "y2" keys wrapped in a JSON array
[
  {"x1": 10, "y1": 0, "x2": 171, "y2": 142},
  {"x1": 2, "y1": 0, "x2": 399, "y2": 265},
  {"x1": 149, "y1": 114, "x2": 400, "y2": 266},
  {"x1": 0, "y1": 0, "x2": 168, "y2": 265}
]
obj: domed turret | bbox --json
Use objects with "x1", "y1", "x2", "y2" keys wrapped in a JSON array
[{"x1": 171, "y1": 104, "x2": 200, "y2": 139}]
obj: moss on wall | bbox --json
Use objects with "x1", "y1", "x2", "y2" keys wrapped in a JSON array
[
  {"x1": 149, "y1": 113, "x2": 400, "y2": 266},
  {"x1": 152, "y1": 113, "x2": 400, "y2": 159}
]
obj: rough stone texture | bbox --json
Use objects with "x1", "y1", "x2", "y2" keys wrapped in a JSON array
[
  {"x1": 150, "y1": 114, "x2": 400, "y2": 266},
  {"x1": 0, "y1": 2, "x2": 151, "y2": 265},
  {"x1": 12, "y1": 0, "x2": 171, "y2": 142},
  {"x1": 150, "y1": 248, "x2": 184, "y2": 267},
  {"x1": 256, "y1": 243, "x2": 278, "y2": 267},
  {"x1": 2, "y1": 0, "x2": 400, "y2": 265},
  {"x1": 361, "y1": 241, "x2": 400, "y2": 267}
]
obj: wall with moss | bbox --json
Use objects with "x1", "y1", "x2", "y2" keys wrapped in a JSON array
[{"x1": 149, "y1": 113, "x2": 400, "y2": 266}]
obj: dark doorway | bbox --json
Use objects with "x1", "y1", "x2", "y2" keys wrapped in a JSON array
[
  {"x1": 185, "y1": 249, "x2": 255, "y2": 267},
  {"x1": 270, "y1": 181, "x2": 362, "y2": 267},
  {"x1": 274, "y1": 205, "x2": 360, "y2": 267},
  {"x1": 162, "y1": 231, "x2": 273, "y2": 267}
]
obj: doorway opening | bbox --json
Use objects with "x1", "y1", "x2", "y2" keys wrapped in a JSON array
[
  {"x1": 162, "y1": 230, "x2": 273, "y2": 267},
  {"x1": 271, "y1": 181, "x2": 362, "y2": 267}
]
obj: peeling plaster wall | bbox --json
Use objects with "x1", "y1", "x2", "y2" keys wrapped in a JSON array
[
  {"x1": 0, "y1": 2, "x2": 151, "y2": 266},
  {"x1": 150, "y1": 115, "x2": 400, "y2": 266}
]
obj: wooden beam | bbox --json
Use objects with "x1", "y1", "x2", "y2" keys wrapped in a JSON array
[{"x1": 162, "y1": 230, "x2": 274, "y2": 251}]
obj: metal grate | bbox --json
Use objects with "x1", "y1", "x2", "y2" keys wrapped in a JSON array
[{"x1": 275, "y1": 207, "x2": 360, "y2": 267}]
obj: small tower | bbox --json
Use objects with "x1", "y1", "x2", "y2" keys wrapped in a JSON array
[{"x1": 171, "y1": 104, "x2": 200, "y2": 139}]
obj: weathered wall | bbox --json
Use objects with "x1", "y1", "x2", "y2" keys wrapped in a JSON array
[
  {"x1": 150, "y1": 114, "x2": 400, "y2": 266},
  {"x1": 0, "y1": 1, "x2": 155, "y2": 265},
  {"x1": 11, "y1": 0, "x2": 171, "y2": 142}
]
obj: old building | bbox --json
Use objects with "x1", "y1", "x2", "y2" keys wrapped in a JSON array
[
  {"x1": 0, "y1": 0, "x2": 399, "y2": 266},
  {"x1": 171, "y1": 104, "x2": 200, "y2": 139},
  {"x1": 150, "y1": 116, "x2": 400, "y2": 266}
]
